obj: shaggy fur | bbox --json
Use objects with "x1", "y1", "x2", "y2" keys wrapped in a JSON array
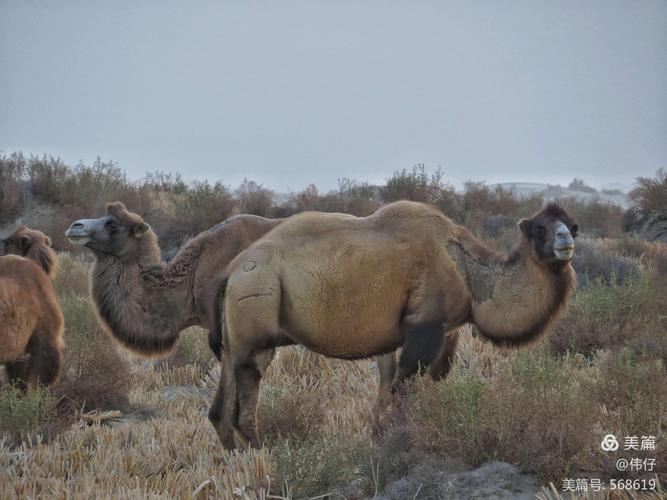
[
  {"x1": 0, "y1": 227, "x2": 64, "y2": 388},
  {"x1": 212, "y1": 201, "x2": 577, "y2": 449},
  {"x1": 68, "y1": 203, "x2": 283, "y2": 357}
]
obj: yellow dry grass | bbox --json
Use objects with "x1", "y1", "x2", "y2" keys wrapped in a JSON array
[{"x1": 0, "y1": 344, "x2": 380, "y2": 499}]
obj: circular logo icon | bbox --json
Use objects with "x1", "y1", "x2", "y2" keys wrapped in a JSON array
[{"x1": 601, "y1": 434, "x2": 619, "y2": 451}]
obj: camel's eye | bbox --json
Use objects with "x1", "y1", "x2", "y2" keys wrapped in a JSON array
[
  {"x1": 534, "y1": 225, "x2": 546, "y2": 239},
  {"x1": 105, "y1": 221, "x2": 120, "y2": 234},
  {"x1": 571, "y1": 225, "x2": 578, "y2": 238}
]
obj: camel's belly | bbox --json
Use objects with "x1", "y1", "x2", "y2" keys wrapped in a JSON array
[{"x1": 278, "y1": 242, "x2": 412, "y2": 357}]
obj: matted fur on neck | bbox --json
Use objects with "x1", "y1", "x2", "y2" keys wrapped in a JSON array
[
  {"x1": 451, "y1": 226, "x2": 576, "y2": 347},
  {"x1": 89, "y1": 238, "x2": 205, "y2": 356}
]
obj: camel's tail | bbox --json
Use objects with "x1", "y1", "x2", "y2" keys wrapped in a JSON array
[{"x1": 208, "y1": 276, "x2": 229, "y2": 361}]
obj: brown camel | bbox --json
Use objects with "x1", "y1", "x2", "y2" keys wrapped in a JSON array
[
  {"x1": 212, "y1": 201, "x2": 578, "y2": 449},
  {"x1": 0, "y1": 226, "x2": 64, "y2": 389},
  {"x1": 65, "y1": 202, "x2": 282, "y2": 360},
  {"x1": 65, "y1": 202, "x2": 450, "y2": 427}
]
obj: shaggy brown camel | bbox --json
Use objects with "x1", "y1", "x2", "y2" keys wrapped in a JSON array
[
  {"x1": 212, "y1": 201, "x2": 578, "y2": 449},
  {"x1": 65, "y1": 202, "x2": 282, "y2": 360},
  {"x1": 0, "y1": 227, "x2": 64, "y2": 389}
]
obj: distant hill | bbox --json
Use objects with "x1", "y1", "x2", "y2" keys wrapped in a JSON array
[{"x1": 489, "y1": 182, "x2": 630, "y2": 208}]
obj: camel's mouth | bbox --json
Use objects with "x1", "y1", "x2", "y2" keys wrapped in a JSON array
[
  {"x1": 66, "y1": 234, "x2": 90, "y2": 245},
  {"x1": 554, "y1": 246, "x2": 574, "y2": 261},
  {"x1": 66, "y1": 220, "x2": 96, "y2": 245}
]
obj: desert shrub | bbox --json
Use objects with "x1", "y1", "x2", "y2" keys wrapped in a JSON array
[
  {"x1": 234, "y1": 179, "x2": 275, "y2": 217},
  {"x1": 600, "y1": 237, "x2": 667, "y2": 272},
  {"x1": 281, "y1": 179, "x2": 381, "y2": 217},
  {"x1": 381, "y1": 165, "x2": 461, "y2": 220},
  {"x1": 398, "y1": 346, "x2": 667, "y2": 483},
  {"x1": 553, "y1": 197, "x2": 624, "y2": 238},
  {"x1": 551, "y1": 274, "x2": 663, "y2": 356},
  {"x1": 55, "y1": 295, "x2": 133, "y2": 413},
  {"x1": 581, "y1": 350, "x2": 667, "y2": 481},
  {"x1": 0, "y1": 153, "x2": 27, "y2": 222},
  {"x1": 629, "y1": 168, "x2": 667, "y2": 214},
  {"x1": 52, "y1": 254, "x2": 91, "y2": 297},
  {"x1": 172, "y1": 180, "x2": 234, "y2": 233},
  {"x1": 571, "y1": 238, "x2": 640, "y2": 287},
  {"x1": 160, "y1": 327, "x2": 213, "y2": 369},
  {"x1": 400, "y1": 347, "x2": 596, "y2": 481},
  {"x1": 0, "y1": 385, "x2": 58, "y2": 440},
  {"x1": 259, "y1": 384, "x2": 326, "y2": 443},
  {"x1": 462, "y1": 181, "x2": 543, "y2": 219},
  {"x1": 271, "y1": 432, "x2": 375, "y2": 498},
  {"x1": 334, "y1": 178, "x2": 381, "y2": 216}
]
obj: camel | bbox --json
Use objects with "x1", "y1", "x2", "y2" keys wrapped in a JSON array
[
  {"x1": 65, "y1": 202, "x2": 452, "y2": 426},
  {"x1": 212, "y1": 201, "x2": 578, "y2": 449},
  {"x1": 0, "y1": 226, "x2": 64, "y2": 389},
  {"x1": 64, "y1": 202, "x2": 282, "y2": 360}
]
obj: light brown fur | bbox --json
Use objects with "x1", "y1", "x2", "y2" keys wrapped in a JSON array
[
  {"x1": 214, "y1": 201, "x2": 578, "y2": 449},
  {"x1": 0, "y1": 227, "x2": 64, "y2": 388}
]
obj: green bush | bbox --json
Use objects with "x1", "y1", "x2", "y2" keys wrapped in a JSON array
[
  {"x1": 0, "y1": 385, "x2": 58, "y2": 439},
  {"x1": 161, "y1": 327, "x2": 213, "y2": 369},
  {"x1": 271, "y1": 433, "x2": 375, "y2": 498},
  {"x1": 381, "y1": 165, "x2": 461, "y2": 220},
  {"x1": 551, "y1": 274, "x2": 664, "y2": 356},
  {"x1": 55, "y1": 294, "x2": 133, "y2": 413}
]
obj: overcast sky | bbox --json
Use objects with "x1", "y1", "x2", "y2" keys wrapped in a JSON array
[{"x1": 1, "y1": 1, "x2": 665, "y2": 191}]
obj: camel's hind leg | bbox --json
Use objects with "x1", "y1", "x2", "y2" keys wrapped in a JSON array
[
  {"x1": 209, "y1": 356, "x2": 237, "y2": 449},
  {"x1": 218, "y1": 261, "x2": 281, "y2": 449},
  {"x1": 6, "y1": 328, "x2": 63, "y2": 390},
  {"x1": 232, "y1": 358, "x2": 263, "y2": 449}
]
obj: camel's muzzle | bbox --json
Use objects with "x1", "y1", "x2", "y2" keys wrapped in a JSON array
[
  {"x1": 553, "y1": 221, "x2": 575, "y2": 261},
  {"x1": 65, "y1": 219, "x2": 98, "y2": 245}
]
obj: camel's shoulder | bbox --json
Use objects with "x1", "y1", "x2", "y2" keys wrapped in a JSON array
[
  {"x1": 0, "y1": 254, "x2": 38, "y2": 271},
  {"x1": 0, "y1": 254, "x2": 48, "y2": 284}
]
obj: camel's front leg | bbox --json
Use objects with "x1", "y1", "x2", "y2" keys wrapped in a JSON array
[
  {"x1": 427, "y1": 328, "x2": 460, "y2": 380},
  {"x1": 373, "y1": 351, "x2": 398, "y2": 434},
  {"x1": 391, "y1": 323, "x2": 461, "y2": 390}
]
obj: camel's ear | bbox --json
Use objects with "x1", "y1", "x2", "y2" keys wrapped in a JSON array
[
  {"x1": 132, "y1": 222, "x2": 151, "y2": 238},
  {"x1": 518, "y1": 219, "x2": 533, "y2": 240},
  {"x1": 45, "y1": 236, "x2": 53, "y2": 247},
  {"x1": 20, "y1": 235, "x2": 32, "y2": 255}
]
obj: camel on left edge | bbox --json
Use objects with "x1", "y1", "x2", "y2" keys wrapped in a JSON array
[{"x1": 0, "y1": 226, "x2": 64, "y2": 389}]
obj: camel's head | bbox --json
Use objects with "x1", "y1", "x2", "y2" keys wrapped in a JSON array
[
  {"x1": 1, "y1": 226, "x2": 57, "y2": 277},
  {"x1": 66, "y1": 202, "x2": 159, "y2": 260},
  {"x1": 518, "y1": 204, "x2": 578, "y2": 269}
]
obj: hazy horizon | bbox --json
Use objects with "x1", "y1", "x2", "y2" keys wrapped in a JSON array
[{"x1": 1, "y1": 1, "x2": 665, "y2": 192}]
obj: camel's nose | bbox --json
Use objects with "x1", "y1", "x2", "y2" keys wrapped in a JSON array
[{"x1": 66, "y1": 219, "x2": 98, "y2": 244}]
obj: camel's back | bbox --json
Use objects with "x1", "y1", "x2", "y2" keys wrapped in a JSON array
[{"x1": 254, "y1": 201, "x2": 455, "y2": 249}]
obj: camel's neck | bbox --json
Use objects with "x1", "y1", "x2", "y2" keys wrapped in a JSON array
[
  {"x1": 90, "y1": 251, "x2": 198, "y2": 356},
  {"x1": 448, "y1": 240, "x2": 575, "y2": 347}
]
